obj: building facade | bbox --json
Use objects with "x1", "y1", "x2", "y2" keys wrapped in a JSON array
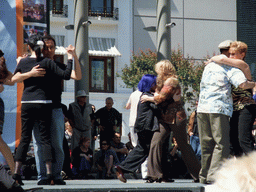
[{"x1": 49, "y1": 0, "x2": 255, "y2": 136}]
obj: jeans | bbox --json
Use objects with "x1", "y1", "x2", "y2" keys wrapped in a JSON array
[
  {"x1": 33, "y1": 108, "x2": 65, "y2": 180},
  {"x1": 190, "y1": 135, "x2": 201, "y2": 161},
  {"x1": 72, "y1": 157, "x2": 91, "y2": 177}
]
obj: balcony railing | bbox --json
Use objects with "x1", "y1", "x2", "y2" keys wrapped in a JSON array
[
  {"x1": 51, "y1": 4, "x2": 68, "y2": 17},
  {"x1": 89, "y1": 7, "x2": 118, "y2": 20}
]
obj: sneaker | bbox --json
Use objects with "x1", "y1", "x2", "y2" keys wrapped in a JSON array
[{"x1": 53, "y1": 179, "x2": 66, "y2": 185}]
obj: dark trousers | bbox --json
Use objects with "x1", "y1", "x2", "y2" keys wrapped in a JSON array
[
  {"x1": 147, "y1": 119, "x2": 201, "y2": 180},
  {"x1": 119, "y1": 130, "x2": 154, "y2": 173},
  {"x1": 230, "y1": 105, "x2": 256, "y2": 156},
  {"x1": 15, "y1": 103, "x2": 52, "y2": 163}
]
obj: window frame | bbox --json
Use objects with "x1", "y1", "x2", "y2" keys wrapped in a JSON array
[
  {"x1": 50, "y1": 0, "x2": 64, "y2": 14},
  {"x1": 88, "y1": 0, "x2": 114, "y2": 17},
  {"x1": 89, "y1": 56, "x2": 115, "y2": 93}
]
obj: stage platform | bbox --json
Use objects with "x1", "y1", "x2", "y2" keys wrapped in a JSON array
[{"x1": 22, "y1": 179, "x2": 205, "y2": 192}]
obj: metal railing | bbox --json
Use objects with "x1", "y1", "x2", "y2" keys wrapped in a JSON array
[
  {"x1": 88, "y1": 7, "x2": 118, "y2": 20},
  {"x1": 51, "y1": 4, "x2": 68, "y2": 17}
]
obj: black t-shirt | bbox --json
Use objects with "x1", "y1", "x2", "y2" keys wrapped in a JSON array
[
  {"x1": 95, "y1": 107, "x2": 122, "y2": 129},
  {"x1": 14, "y1": 57, "x2": 72, "y2": 101},
  {"x1": 71, "y1": 146, "x2": 93, "y2": 168},
  {"x1": 49, "y1": 61, "x2": 67, "y2": 107}
]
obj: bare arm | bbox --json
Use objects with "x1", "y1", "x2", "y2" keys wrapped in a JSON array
[
  {"x1": 239, "y1": 80, "x2": 256, "y2": 90},
  {"x1": 187, "y1": 111, "x2": 196, "y2": 136},
  {"x1": 125, "y1": 101, "x2": 131, "y2": 109},
  {"x1": 140, "y1": 94, "x2": 155, "y2": 103},
  {"x1": 0, "y1": 84, "x2": 4, "y2": 92},
  {"x1": 66, "y1": 45, "x2": 82, "y2": 80},
  {"x1": 210, "y1": 55, "x2": 252, "y2": 80},
  {"x1": 11, "y1": 65, "x2": 46, "y2": 83},
  {"x1": 3, "y1": 71, "x2": 15, "y2": 86},
  {"x1": 111, "y1": 146, "x2": 129, "y2": 155}
]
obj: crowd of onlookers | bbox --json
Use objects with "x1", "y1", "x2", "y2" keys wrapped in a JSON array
[{"x1": 17, "y1": 94, "x2": 195, "y2": 181}]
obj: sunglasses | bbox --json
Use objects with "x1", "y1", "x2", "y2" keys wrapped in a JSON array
[{"x1": 101, "y1": 143, "x2": 108, "y2": 146}]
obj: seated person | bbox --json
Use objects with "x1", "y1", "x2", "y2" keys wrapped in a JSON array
[
  {"x1": 94, "y1": 139, "x2": 119, "y2": 179},
  {"x1": 71, "y1": 137, "x2": 93, "y2": 179},
  {"x1": 110, "y1": 132, "x2": 128, "y2": 162},
  {"x1": 125, "y1": 132, "x2": 134, "y2": 153}
]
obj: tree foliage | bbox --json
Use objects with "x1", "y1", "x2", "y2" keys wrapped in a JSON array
[
  {"x1": 117, "y1": 49, "x2": 157, "y2": 89},
  {"x1": 118, "y1": 48, "x2": 205, "y2": 109}
]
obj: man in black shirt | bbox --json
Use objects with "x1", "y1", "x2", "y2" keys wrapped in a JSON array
[
  {"x1": 32, "y1": 35, "x2": 81, "y2": 185},
  {"x1": 95, "y1": 97, "x2": 122, "y2": 141}
]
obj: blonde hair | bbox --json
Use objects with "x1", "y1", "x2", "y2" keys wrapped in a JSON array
[
  {"x1": 155, "y1": 60, "x2": 177, "y2": 90},
  {"x1": 212, "y1": 152, "x2": 256, "y2": 192},
  {"x1": 230, "y1": 41, "x2": 248, "y2": 58}
]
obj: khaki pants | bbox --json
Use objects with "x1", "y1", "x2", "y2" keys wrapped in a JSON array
[{"x1": 197, "y1": 113, "x2": 230, "y2": 183}]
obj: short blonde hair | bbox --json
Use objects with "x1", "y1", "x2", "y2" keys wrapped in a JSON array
[
  {"x1": 230, "y1": 41, "x2": 248, "y2": 55},
  {"x1": 155, "y1": 60, "x2": 177, "y2": 90}
]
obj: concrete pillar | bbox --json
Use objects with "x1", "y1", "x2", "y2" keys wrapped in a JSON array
[
  {"x1": 157, "y1": 0, "x2": 171, "y2": 61},
  {"x1": 74, "y1": 0, "x2": 89, "y2": 98}
]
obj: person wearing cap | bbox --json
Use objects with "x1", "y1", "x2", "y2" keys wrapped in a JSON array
[
  {"x1": 68, "y1": 90, "x2": 94, "y2": 152},
  {"x1": 207, "y1": 41, "x2": 256, "y2": 157},
  {"x1": 197, "y1": 40, "x2": 256, "y2": 184},
  {"x1": 218, "y1": 40, "x2": 233, "y2": 57}
]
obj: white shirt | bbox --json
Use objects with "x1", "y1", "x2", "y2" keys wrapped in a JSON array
[
  {"x1": 127, "y1": 90, "x2": 142, "y2": 126},
  {"x1": 197, "y1": 57, "x2": 247, "y2": 117}
]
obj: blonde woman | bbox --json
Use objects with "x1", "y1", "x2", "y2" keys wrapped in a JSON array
[{"x1": 141, "y1": 60, "x2": 200, "y2": 182}]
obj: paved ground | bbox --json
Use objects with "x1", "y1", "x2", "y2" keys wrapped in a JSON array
[{"x1": 22, "y1": 179, "x2": 206, "y2": 192}]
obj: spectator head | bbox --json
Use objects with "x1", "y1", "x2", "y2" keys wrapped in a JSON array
[
  {"x1": 0, "y1": 50, "x2": 9, "y2": 81},
  {"x1": 78, "y1": 136, "x2": 90, "y2": 148},
  {"x1": 76, "y1": 90, "x2": 88, "y2": 104},
  {"x1": 92, "y1": 105, "x2": 96, "y2": 113},
  {"x1": 27, "y1": 35, "x2": 44, "y2": 61},
  {"x1": 105, "y1": 97, "x2": 114, "y2": 110},
  {"x1": 100, "y1": 139, "x2": 111, "y2": 151},
  {"x1": 229, "y1": 41, "x2": 247, "y2": 60},
  {"x1": 113, "y1": 132, "x2": 121, "y2": 144},
  {"x1": 43, "y1": 30, "x2": 48, "y2": 36},
  {"x1": 218, "y1": 40, "x2": 233, "y2": 57},
  {"x1": 65, "y1": 121, "x2": 72, "y2": 134},
  {"x1": 42, "y1": 35, "x2": 56, "y2": 59},
  {"x1": 29, "y1": 28, "x2": 34, "y2": 34},
  {"x1": 137, "y1": 74, "x2": 157, "y2": 93}
]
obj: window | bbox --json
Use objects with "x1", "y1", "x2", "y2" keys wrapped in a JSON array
[
  {"x1": 89, "y1": 57, "x2": 114, "y2": 92},
  {"x1": 237, "y1": 0, "x2": 256, "y2": 80},
  {"x1": 89, "y1": 0, "x2": 114, "y2": 17},
  {"x1": 50, "y1": 0, "x2": 64, "y2": 14}
]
